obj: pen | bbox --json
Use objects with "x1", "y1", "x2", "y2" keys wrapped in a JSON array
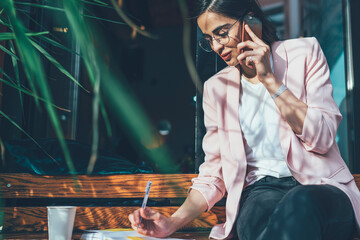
[{"x1": 137, "y1": 180, "x2": 152, "y2": 229}]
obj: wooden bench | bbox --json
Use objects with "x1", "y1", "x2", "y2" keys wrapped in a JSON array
[
  {"x1": 0, "y1": 173, "x2": 222, "y2": 239},
  {"x1": 0, "y1": 173, "x2": 359, "y2": 239}
]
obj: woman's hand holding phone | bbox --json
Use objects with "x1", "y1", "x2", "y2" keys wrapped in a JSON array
[{"x1": 237, "y1": 24, "x2": 274, "y2": 84}]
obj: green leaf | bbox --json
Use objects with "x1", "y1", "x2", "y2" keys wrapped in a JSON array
[
  {"x1": 82, "y1": 14, "x2": 125, "y2": 25},
  {"x1": 30, "y1": 39, "x2": 90, "y2": 93},
  {"x1": 101, "y1": 68, "x2": 178, "y2": 173},
  {"x1": 27, "y1": 31, "x2": 50, "y2": 37},
  {"x1": 0, "y1": 32, "x2": 16, "y2": 40},
  {"x1": 0, "y1": 66, "x2": 17, "y2": 85},
  {"x1": 177, "y1": 0, "x2": 203, "y2": 94},
  {"x1": 109, "y1": 0, "x2": 158, "y2": 39},
  {"x1": 0, "y1": 77, "x2": 71, "y2": 112},
  {"x1": 0, "y1": 17, "x2": 11, "y2": 27},
  {"x1": 0, "y1": 8, "x2": 10, "y2": 27},
  {"x1": 64, "y1": 0, "x2": 176, "y2": 173},
  {"x1": 99, "y1": 98, "x2": 112, "y2": 137},
  {"x1": 9, "y1": 40, "x2": 25, "y2": 119},
  {"x1": 14, "y1": 3, "x2": 124, "y2": 25},
  {"x1": 0, "y1": 43, "x2": 20, "y2": 60},
  {"x1": 0, "y1": 110, "x2": 59, "y2": 165},
  {"x1": 13, "y1": 2, "x2": 65, "y2": 12},
  {"x1": 0, "y1": 31, "x2": 49, "y2": 41},
  {"x1": 63, "y1": 0, "x2": 100, "y2": 174},
  {"x1": 14, "y1": 8, "x2": 64, "y2": 44},
  {"x1": 38, "y1": 36, "x2": 80, "y2": 57},
  {"x1": 15, "y1": 1, "x2": 114, "y2": 13},
  {"x1": 0, "y1": 18, "x2": 10, "y2": 27},
  {"x1": 82, "y1": 0, "x2": 111, "y2": 8},
  {"x1": 89, "y1": 0, "x2": 109, "y2": 6},
  {"x1": 1, "y1": 0, "x2": 77, "y2": 176},
  {"x1": 0, "y1": 32, "x2": 45, "y2": 105}
]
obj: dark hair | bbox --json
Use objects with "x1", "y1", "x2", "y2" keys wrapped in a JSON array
[{"x1": 192, "y1": 0, "x2": 279, "y2": 45}]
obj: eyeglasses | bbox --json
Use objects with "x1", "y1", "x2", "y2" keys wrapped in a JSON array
[{"x1": 199, "y1": 17, "x2": 242, "y2": 52}]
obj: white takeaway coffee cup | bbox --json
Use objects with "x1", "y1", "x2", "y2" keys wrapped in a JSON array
[{"x1": 47, "y1": 206, "x2": 77, "y2": 240}]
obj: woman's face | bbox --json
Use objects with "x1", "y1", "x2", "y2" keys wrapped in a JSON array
[{"x1": 197, "y1": 11, "x2": 242, "y2": 67}]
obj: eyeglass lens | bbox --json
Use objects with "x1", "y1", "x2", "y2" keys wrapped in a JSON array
[{"x1": 199, "y1": 17, "x2": 241, "y2": 52}]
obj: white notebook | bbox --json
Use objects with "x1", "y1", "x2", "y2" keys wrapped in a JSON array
[{"x1": 80, "y1": 229, "x2": 194, "y2": 240}]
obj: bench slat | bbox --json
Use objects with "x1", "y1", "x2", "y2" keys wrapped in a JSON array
[
  {"x1": 0, "y1": 174, "x2": 197, "y2": 198},
  {"x1": 1, "y1": 206, "x2": 225, "y2": 233},
  {"x1": 354, "y1": 174, "x2": 360, "y2": 190},
  {"x1": 1, "y1": 174, "x2": 359, "y2": 199}
]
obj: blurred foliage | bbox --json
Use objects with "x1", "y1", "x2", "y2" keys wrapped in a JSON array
[
  {"x1": 0, "y1": 0, "x2": 201, "y2": 233},
  {"x1": 0, "y1": 0, "x2": 198, "y2": 175}
]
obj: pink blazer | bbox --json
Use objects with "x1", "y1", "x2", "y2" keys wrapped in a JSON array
[{"x1": 190, "y1": 37, "x2": 360, "y2": 239}]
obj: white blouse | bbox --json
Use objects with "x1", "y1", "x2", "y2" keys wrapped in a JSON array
[{"x1": 238, "y1": 57, "x2": 292, "y2": 185}]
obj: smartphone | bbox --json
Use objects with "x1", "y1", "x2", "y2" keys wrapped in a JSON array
[{"x1": 241, "y1": 14, "x2": 262, "y2": 53}]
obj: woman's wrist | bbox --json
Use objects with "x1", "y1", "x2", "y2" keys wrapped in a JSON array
[
  {"x1": 167, "y1": 215, "x2": 186, "y2": 235},
  {"x1": 261, "y1": 74, "x2": 283, "y2": 95},
  {"x1": 166, "y1": 189, "x2": 208, "y2": 236},
  {"x1": 271, "y1": 84, "x2": 288, "y2": 99}
]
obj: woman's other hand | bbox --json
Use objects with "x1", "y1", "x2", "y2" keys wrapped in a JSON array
[
  {"x1": 236, "y1": 24, "x2": 274, "y2": 83},
  {"x1": 128, "y1": 207, "x2": 175, "y2": 238},
  {"x1": 129, "y1": 189, "x2": 208, "y2": 238}
]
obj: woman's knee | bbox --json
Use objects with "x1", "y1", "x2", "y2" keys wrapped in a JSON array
[
  {"x1": 284, "y1": 185, "x2": 322, "y2": 206},
  {"x1": 266, "y1": 185, "x2": 355, "y2": 240},
  {"x1": 277, "y1": 184, "x2": 353, "y2": 220},
  {"x1": 273, "y1": 185, "x2": 328, "y2": 220}
]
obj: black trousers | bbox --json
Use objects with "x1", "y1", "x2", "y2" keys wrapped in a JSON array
[{"x1": 235, "y1": 176, "x2": 355, "y2": 240}]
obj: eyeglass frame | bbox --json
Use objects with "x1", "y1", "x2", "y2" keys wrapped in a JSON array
[{"x1": 198, "y1": 16, "x2": 243, "y2": 52}]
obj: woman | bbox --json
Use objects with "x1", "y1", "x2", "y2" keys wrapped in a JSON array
[{"x1": 129, "y1": 0, "x2": 360, "y2": 239}]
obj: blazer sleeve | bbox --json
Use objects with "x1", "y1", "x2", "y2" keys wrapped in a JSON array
[
  {"x1": 296, "y1": 37, "x2": 342, "y2": 154},
  {"x1": 189, "y1": 80, "x2": 226, "y2": 211}
]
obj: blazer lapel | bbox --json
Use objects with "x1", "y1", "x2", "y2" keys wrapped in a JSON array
[
  {"x1": 226, "y1": 67, "x2": 245, "y2": 163},
  {"x1": 224, "y1": 67, "x2": 248, "y2": 232}
]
